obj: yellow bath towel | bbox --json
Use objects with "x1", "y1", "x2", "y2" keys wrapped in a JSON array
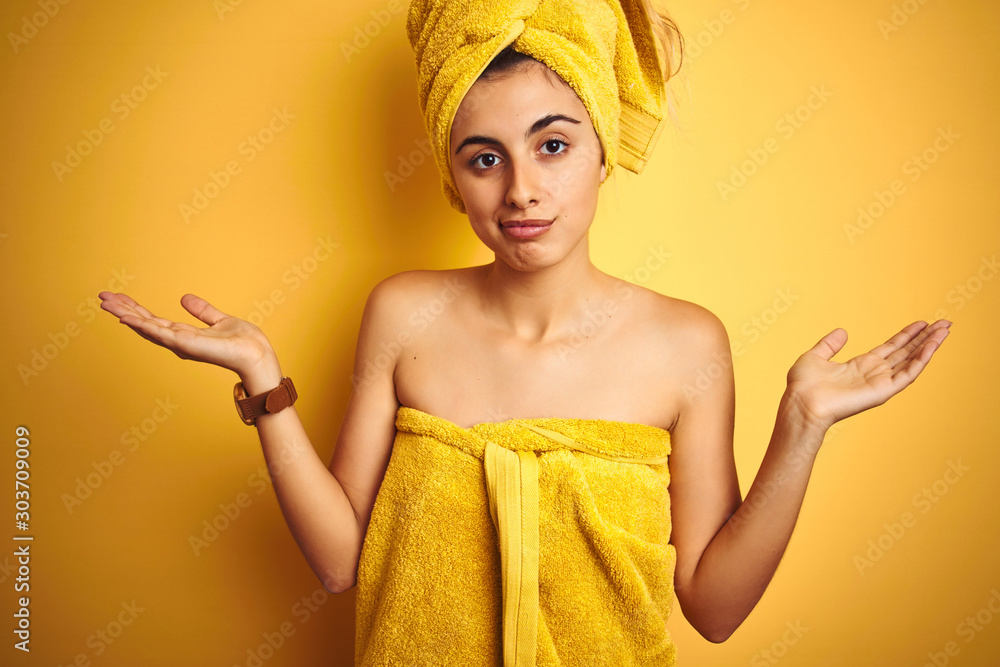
[
  {"x1": 356, "y1": 406, "x2": 678, "y2": 666},
  {"x1": 406, "y1": 0, "x2": 668, "y2": 212}
]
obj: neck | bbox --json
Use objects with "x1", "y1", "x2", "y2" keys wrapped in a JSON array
[{"x1": 478, "y1": 237, "x2": 609, "y2": 341}]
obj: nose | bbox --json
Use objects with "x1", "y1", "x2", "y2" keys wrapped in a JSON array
[{"x1": 505, "y1": 157, "x2": 541, "y2": 209}]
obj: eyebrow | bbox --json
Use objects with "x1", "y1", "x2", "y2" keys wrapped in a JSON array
[{"x1": 453, "y1": 113, "x2": 582, "y2": 155}]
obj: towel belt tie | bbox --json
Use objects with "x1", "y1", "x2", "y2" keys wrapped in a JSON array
[{"x1": 484, "y1": 424, "x2": 670, "y2": 666}]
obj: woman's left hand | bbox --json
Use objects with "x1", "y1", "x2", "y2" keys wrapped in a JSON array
[{"x1": 783, "y1": 319, "x2": 951, "y2": 432}]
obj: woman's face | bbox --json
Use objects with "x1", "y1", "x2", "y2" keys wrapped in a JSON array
[{"x1": 450, "y1": 59, "x2": 606, "y2": 272}]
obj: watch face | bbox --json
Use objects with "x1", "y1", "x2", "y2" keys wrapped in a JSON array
[{"x1": 233, "y1": 383, "x2": 256, "y2": 425}]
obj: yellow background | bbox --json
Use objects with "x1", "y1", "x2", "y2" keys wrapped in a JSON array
[{"x1": 2, "y1": 0, "x2": 998, "y2": 665}]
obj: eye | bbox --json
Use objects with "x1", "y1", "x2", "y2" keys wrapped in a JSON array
[
  {"x1": 541, "y1": 139, "x2": 568, "y2": 155},
  {"x1": 470, "y1": 153, "x2": 501, "y2": 170}
]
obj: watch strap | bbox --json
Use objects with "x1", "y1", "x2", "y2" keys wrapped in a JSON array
[{"x1": 234, "y1": 377, "x2": 297, "y2": 426}]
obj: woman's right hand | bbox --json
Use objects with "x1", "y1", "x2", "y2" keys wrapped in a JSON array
[{"x1": 99, "y1": 292, "x2": 278, "y2": 382}]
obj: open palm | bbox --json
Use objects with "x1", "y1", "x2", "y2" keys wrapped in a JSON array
[
  {"x1": 785, "y1": 320, "x2": 951, "y2": 431},
  {"x1": 99, "y1": 292, "x2": 272, "y2": 377}
]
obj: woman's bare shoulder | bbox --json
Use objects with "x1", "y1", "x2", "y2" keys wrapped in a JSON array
[
  {"x1": 369, "y1": 266, "x2": 478, "y2": 300},
  {"x1": 364, "y1": 266, "x2": 479, "y2": 319},
  {"x1": 599, "y1": 279, "x2": 732, "y2": 428},
  {"x1": 616, "y1": 280, "x2": 728, "y2": 345}
]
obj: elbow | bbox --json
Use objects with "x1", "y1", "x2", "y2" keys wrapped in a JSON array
[
  {"x1": 696, "y1": 624, "x2": 736, "y2": 644},
  {"x1": 315, "y1": 535, "x2": 364, "y2": 594},
  {"x1": 687, "y1": 606, "x2": 744, "y2": 643},
  {"x1": 676, "y1": 590, "x2": 741, "y2": 643},
  {"x1": 687, "y1": 609, "x2": 743, "y2": 643},
  {"x1": 322, "y1": 576, "x2": 355, "y2": 595},
  {"x1": 320, "y1": 568, "x2": 357, "y2": 594}
]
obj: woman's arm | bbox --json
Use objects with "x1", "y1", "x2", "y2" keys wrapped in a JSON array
[
  {"x1": 668, "y1": 313, "x2": 950, "y2": 642},
  {"x1": 100, "y1": 284, "x2": 405, "y2": 592}
]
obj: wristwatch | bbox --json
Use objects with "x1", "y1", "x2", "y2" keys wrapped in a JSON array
[{"x1": 233, "y1": 377, "x2": 298, "y2": 426}]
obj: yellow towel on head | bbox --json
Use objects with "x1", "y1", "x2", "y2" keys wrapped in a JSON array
[
  {"x1": 355, "y1": 406, "x2": 678, "y2": 666},
  {"x1": 406, "y1": 0, "x2": 667, "y2": 212}
]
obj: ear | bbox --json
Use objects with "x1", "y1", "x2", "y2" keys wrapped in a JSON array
[{"x1": 600, "y1": 163, "x2": 607, "y2": 183}]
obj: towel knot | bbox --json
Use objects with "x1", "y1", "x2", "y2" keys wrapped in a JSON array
[{"x1": 483, "y1": 423, "x2": 668, "y2": 665}]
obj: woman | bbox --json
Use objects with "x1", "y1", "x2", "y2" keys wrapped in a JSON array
[{"x1": 99, "y1": 0, "x2": 950, "y2": 664}]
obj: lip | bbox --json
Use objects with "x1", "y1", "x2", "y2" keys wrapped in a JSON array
[{"x1": 500, "y1": 219, "x2": 553, "y2": 239}]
